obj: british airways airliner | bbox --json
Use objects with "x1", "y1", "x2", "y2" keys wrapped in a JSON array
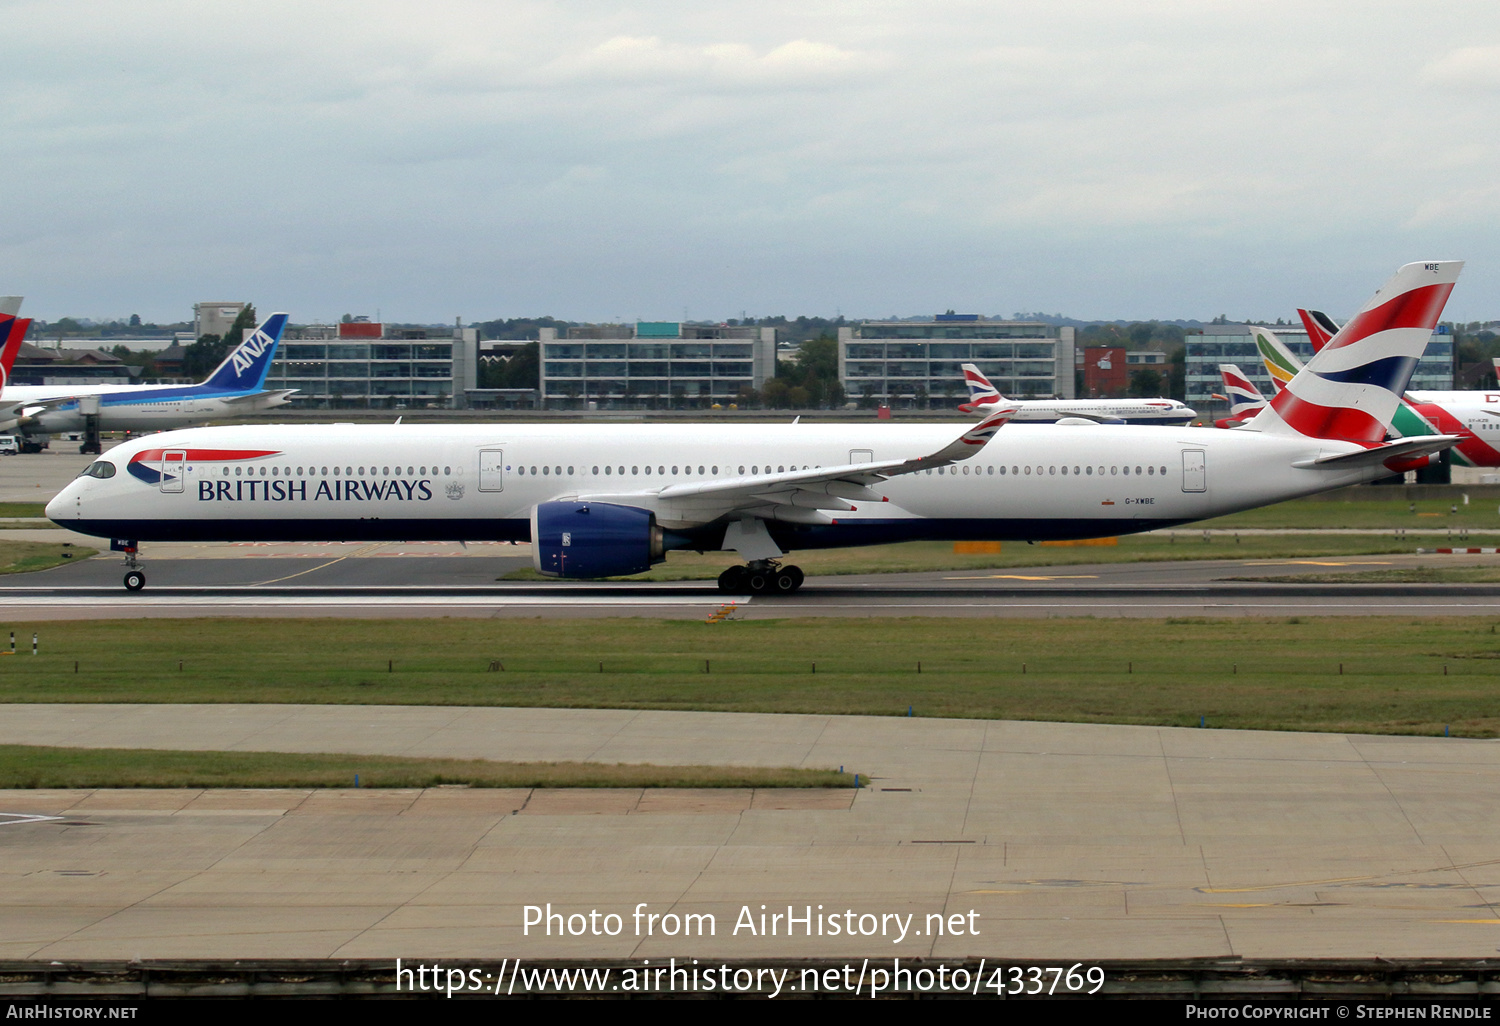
[
  {"x1": 49, "y1": 263, "x2": 1464, "y2": 593},
  {"x1": 0, "y1": 313, "x2": 293, "y2": 445}
]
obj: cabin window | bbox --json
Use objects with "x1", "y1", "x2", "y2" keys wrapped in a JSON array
[
  {"x1": 699, "y1": 466, "x2": 706, "y2": 475},
  {"x1": 592, "y1": 467, "x2": 599, "y2": 475},
  {"x1": 1135, "y1": 466, "x2": 1142, "y2": 475},
  {"x1": 1086, "y1": 466, "x2": 1093, "y2": 475},
  {"x1": 712, "y1": 466, "x2": 719, "y2": 474},
  {"x1": 259, "y1": 467, "x2": 266, "y2": 476},
  {"x1": 631, "y1": 466, "x2": 638, "y2": 475},
  {"x1": 738, "y1": 466, "x2": 745, "y2": 474},
  {"x1": 645, "y1": 466, "x2": 652, "y2": 475},
  {"x1": 542, "y1": 466, "x2": 549, "y2": 475},
  {"x1": 605, "y1": 466, "x2": 612, "y2": 475},
  {"x1": 673, "y1": 466, "x2": 679, "y2": 474},
  {"x1": 999, "y1": 466, "x2": 1006, "y2": 475},
  {"x1": 442, "y1": 467, "x2": 448, "y2": 475},
  {"x1": 1147, "y1": 466, "x2": 1154, "y2": 475},
  {"x1": 1024, "y1": 467, "x2": 1031, "y2": 475},
  {"x1": 685, "y1": 466, "x2": 692, "y2": 476},
  {"x1": 778, "y1": 465, "x2": 785, "y2": 473},
  {"x1": 1060, "y1": 466, "x2": 1067, "y2": 476},
  {"x1": 568, "y1": 467, "x2": 574, "y2": 475}
]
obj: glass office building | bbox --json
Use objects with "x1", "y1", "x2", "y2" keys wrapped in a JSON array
[
  {"x1": 838, "y1": 316, "x2": 1076, "y2": 407},
  {"x1": 539, "y1": 323, "x2": 776, "y2": 409},
  {"x1": 266, "y1": 324, "x2": 458, "y2": 408},
  {"x1": 1184, "y1": 324, "x2": 1453, "y2": 406}
]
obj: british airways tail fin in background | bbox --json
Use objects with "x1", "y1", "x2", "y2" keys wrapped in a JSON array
[{"x1": 201, "y1": 313, "x2": 288, "y2": 394}]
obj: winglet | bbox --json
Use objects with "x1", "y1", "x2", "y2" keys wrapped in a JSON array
[{"x1": 917, "y1": 404, "x2": 1020, "y2": 465}]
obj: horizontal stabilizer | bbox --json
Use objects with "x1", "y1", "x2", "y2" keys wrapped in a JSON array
[{"x1": 1292, "y1": 435, "x2": 1460, "y2": 470}]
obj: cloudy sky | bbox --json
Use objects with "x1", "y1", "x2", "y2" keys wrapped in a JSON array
[{"x1": 4, "y1": 1, "x2": 1499, "y2": 325}]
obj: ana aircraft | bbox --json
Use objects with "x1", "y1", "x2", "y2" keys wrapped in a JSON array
[
  {"x1": 0, "y1": 312, "x2": 293, "y2": 448},
  {"x1": 959, "y1": 363, "x2": 1196, "y2": 424},
  {"x1": 50, "y1": 262, "x2": 1463, "y2": 593}
]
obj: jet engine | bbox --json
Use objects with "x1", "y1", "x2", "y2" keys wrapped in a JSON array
[{"x1": 531, "y1": 501, "x2": 665, "y2": 579}]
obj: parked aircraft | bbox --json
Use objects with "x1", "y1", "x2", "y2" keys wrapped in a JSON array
[
  {"x1": 959, "y1": 363, "x2": 1196, "y2": 424},
  {"x1": 0, "y1": 312, "x2": 293, "y2": 450},
  {"x1": 0, "y1": 315, "x2": 34, "y2": 392},
  {"x1": 1213, "y1": 364, "x2": 1266, "y2": 428},
  {"x1": 49, "y1": 262, "x2": 1463, "y2": 593}
]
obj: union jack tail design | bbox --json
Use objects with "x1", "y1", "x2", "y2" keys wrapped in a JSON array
[
  {"x1": 0, "y1": 315, "x2": 32, "y2": 393},
  {"x1": 1218, "y1": 363, "x2": 1266, "y2": 418},
  {"x1": 1254, "y1": 261, "x2": 1463, "y2": 444},
  {"x1": 1297, "y1": 309, "x2": 1340, "y2": 353},
  {"x1": 957, "y1": 363, "x2": 1004, "y2": 413}
]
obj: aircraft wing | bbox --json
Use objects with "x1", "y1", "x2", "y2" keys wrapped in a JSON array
[{"x1": 578, "y1": 406, "x2": 1018, "y2": 525}]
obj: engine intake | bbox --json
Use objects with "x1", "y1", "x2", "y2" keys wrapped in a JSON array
[{"x1": 531, "y1": 501, "x2": 665, "y2": 579}]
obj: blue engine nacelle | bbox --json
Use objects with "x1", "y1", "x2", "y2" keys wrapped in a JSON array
[{"x1": 531, "y1": 501, "x2": 665, "y2": 579}]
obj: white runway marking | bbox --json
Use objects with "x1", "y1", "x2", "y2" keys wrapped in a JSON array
[
  {"x1": 0, "y1": 813, "x2": 64, "y2": 827},
  {"x1": 0, "y1": 592, "x2": 739, "y2": 608}
]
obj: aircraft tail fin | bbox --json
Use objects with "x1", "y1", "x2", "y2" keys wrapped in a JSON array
[
  {"x1": 957, "y1": 363, "x2": 1006, "y2": 413},
  {"x1": 1218, "y1": 363, "x2": 1266, "y2": 416},
  {"x1": 201, "y1": 313, "x2": 288, "y2": 393},
  {"x1": 1254, "y1": 261, "x2": 1462, "y2": 444},
  {"x1": 0, "y1": 316, "x2": 32, "y2": 392},
  {"x1": 0, "y1": 297, "x2": 22, "y2": 318},
  {"x1": 1253, "y1": 326, "x2": 1305, "y2": 395},
  {"x1": 1297, "y1": 308, "x2": 1340, "y2": 352}
]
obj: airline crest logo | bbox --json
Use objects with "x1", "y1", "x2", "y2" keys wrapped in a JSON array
[{"x1": 231, "y1": 328, "x2": 274, "y2": 376}]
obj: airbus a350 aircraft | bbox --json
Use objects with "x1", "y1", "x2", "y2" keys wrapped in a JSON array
[
  {"x1": 959, "y1": 363, "x2": 1196, "y2": 424},
  {"x1": 0, "y1": 313, "x2": 293, "y2": 448},
  {"x1": 50, "y1": 262, "x2": 1463, "y2": 593}
]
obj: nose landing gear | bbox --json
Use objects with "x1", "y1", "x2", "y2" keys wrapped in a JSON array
[
  {"x1": 717, "y1": 560, "x2": 804, "y2": 595},
  {"x1": 119, "y1": 543, "x2": 144, "y2": 592}
]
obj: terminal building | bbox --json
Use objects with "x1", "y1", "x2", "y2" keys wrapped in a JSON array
[
  {"x1": 1183, "y1": 323, "x2": 1454, "y2": 406},
  {"x1": 265, "y1": 320, "x2": 475, "y2": 409},
  {"x1": 837, "y1": 316, "x2": 1076, "y2": 407},
  {"x1": 538, "y1": 322, "x2": 776, "y2": 409}
]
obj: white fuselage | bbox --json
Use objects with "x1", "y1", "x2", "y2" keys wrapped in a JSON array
[
  {"x1": 50, "y1": 421, "x2": 1377, "y2": 550},
  {"x1": 982, "y1": 399, "x2": 1196, "y2": 424},
  {"x1": 0, "y1": 384, "x2": 290, "y2": 434}
]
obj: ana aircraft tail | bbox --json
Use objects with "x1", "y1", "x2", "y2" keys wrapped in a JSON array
[
  {"x1": 201, "y1": 313, "x2": 288, "y2": 393},
  {"x1": 957, "y1": 363, "x2": 1005, "y2": 413},
  {"x1": 1253, "y1": 261, "x2": 1462, "y2": 445}
]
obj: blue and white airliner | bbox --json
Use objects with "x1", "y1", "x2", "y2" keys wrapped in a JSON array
[{"x1": 0, "y1": 313, "x2": 293, "y2": 442}]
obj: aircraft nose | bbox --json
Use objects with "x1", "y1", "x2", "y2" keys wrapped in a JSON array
[{"x1": 45, "y1": 481, "x2": 81, "y2": 523}]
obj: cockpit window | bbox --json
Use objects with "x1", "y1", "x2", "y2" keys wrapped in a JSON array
[{"x1": 80, "y1": 461, "x2": 116, "y2": 479}]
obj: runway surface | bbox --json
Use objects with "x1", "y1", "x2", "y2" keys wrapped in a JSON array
[
  {"x1": 5, "y1": 542, "x2": 1500, "y2": 618},
  {"x1": 5, "y1": 704, "x2": 1500, "y2": 961}
]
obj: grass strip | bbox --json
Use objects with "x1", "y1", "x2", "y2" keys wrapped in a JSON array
[
  {"x1": 5, "y1": 616, "x2": 1500, "y2": 737},
  {"x1": 0, "y1": 744, "x2": 851, "y2": 789},
  {"x1": 0, "y1": 539, "x2": 94, "y2": 574},
  {"x1": 0, "y1": 503, "x2": 47, "y2": 519}
]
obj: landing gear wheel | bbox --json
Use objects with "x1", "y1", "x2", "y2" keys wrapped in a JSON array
[
  {"x1": 123, "y1": 570, "x2": 145, "y2": 592},
  {"x1": 717, "y1": 566, "x2": 749, "y2": 593},
  {"x1": 773, "y1": 566, "x2": 804, "y2": 593},
  {"x1": 745, "y1": 570, "x2": 773, "y2": 594}
]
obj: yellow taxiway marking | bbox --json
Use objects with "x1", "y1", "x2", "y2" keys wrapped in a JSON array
[
  {"x1": 944, "y1": 574, "x2": 1101, "y2": 581},
  {"x1": 1433, "y1": 919, "x2": 1500, "y2": 924},
  {"x1": 251, "y1": 543, "x2": 388, "y2": 586},
  {"x1": 1253, "y1": 561, "x2": 1394, "y2": 567}
]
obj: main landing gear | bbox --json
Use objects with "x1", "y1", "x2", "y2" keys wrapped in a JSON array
[
  {"x1": 717, "y1": 559, "x2": 804, "y2": 595},
  {"x1": 121, "y1": 544, "x2": 145, "y2": 592}
]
